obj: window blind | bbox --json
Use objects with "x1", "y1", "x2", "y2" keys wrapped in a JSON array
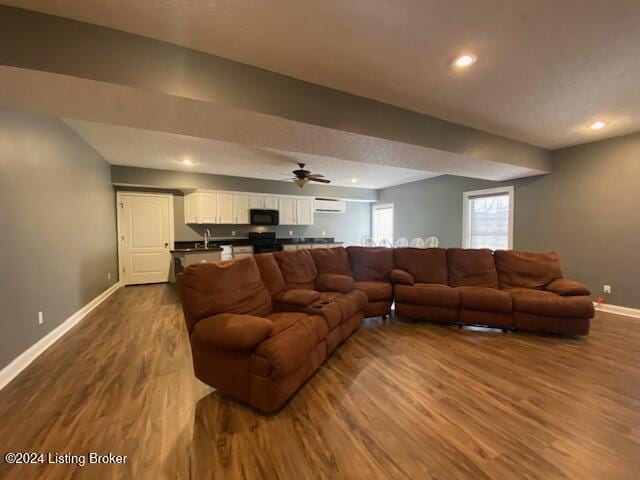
[{"x1": 467, "y1": 194, "x2": 510, "y2": 250}]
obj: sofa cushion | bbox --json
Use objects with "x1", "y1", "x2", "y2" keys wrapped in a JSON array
[
  {"x1": 274, "y1": 249, "x2": 318, "y2": 290},
  {"x1": 494, "y1": 250, "x2": 563, "y2": 290},
  {"x1": 507, "y1": 288, "x2": 594, "y2": 318},
  {"x1": 266, "y1": 311, "x2": 312, "y2": 336},
  {"x1": 179, "y1": 257, "x2": 273, "y2": 327},
  {"x1": 254, "y1": 253, "x2": 287, "y2": 295},
  {"x1": 254, "y1": 314, "x2": 328, "y2": 379},
  {"x1": 272, "y1": 289, "x2": 321, "y2": 307},
  {"x1": 394, "y1": 248, "x2": 448, "y2": 284},
  {"x1": 447, "y1": 248, "x2": 498, "y2": 288},
  {"x1": 455, "y1": 286, "x2": 512, "y2": 313},
  {"x1": 316, "y1": 273, "x2": 354, "y2": 293},
  {"x1": 394, "y1": 284, "x2": 460, "y2": 308},
  {"x1": 310, "y1": 247, "x2": 352, "y2": 276},
  {"x1": 319, "y1": 290, "x2": 368, "y2": 320},
  {"x1": 353, "y1": 281, "x2": 393, "y2": 302},
  {"x1": 347, "y1": 246, "x2": 394, "y2": 282}
]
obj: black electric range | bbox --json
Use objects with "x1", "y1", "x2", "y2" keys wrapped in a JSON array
[{"x1": 248, "y1": 232, "x2": 284, "y2": 254}]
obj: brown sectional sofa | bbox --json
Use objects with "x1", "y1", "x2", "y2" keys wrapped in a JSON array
[
  {"x1": 177, "y1": 246, "x2": 594, "y2": 413},
  {"x1": 392, "y1": 248, "x2": 594, "y2": 335}
]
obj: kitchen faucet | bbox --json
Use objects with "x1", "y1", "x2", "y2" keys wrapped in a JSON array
[{"x1": 204, "y1": 229, "x2": 212, "y2": 249}]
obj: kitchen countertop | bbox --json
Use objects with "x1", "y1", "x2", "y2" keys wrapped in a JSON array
[
  {"x1": 170, "y1": 246, "x2": 223, "y2": 253},
  {"x1": 171, "y1": 238, "x2": 343, "y2": 252}
]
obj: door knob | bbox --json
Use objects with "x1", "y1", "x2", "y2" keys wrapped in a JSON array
[{"x1": 164, "y1": 243, "x2": 169, "y2": 247}]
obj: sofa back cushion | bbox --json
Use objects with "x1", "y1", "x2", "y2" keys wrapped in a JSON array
[
  {"x1": 310, "y1": 247, "x2": 352, "y2": 276},
  {"x1": 347, "y1": 246, "x2": 394, "y2": 282},
  {"x1": 177, "y1": 257, "x2": 273, "y2": 331},
  {"x1": 254, "y1": 253, "x2": 287, "y2": 296},
  {"x1": 494, "y1": 250, "x2": 563, "y2": 290},
  {"x1": 274, "y1": 249, "x2": 318, "y2": 290},
  {"x1": 394, "y1": 248, "x2": 447, "y2": 284},
  {"x1": 447, "y1": 248, "x2": 498, "y2": 288}
]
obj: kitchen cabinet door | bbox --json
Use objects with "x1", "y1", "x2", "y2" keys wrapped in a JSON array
[
  {"x1": 279, "y1": 198, "x2": 297, "y2": 225},
  {"x1": 248, "y1": 195, "x2": 264, "y2": 210},
  {"x1": 184, "y1": 194, "x2": 197, "y2": 224},
  {"x1": 264, "y1": 196, "x2": 279, "y2": 210},
  {"x1": 233, "y1": 195, "x2": 250, "y2": 224},
  {"x1": 296, "y1": 198, "x2": 314, "y2": 225},
  {"x1": 217, "y1": 193, "x2": 234, "y2": 224},
  {"x1": 199, "y1": 193, "x2": 218, "y2": 224}
]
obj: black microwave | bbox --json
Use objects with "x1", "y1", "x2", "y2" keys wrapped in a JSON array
[{"x1": 250, "y1": 209, "x2": 279, "y2": 225}]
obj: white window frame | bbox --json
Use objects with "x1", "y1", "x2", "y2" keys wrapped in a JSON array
[
  {"x1": 462, "y1": 186, "x2": 514, "y2": 250},
  {"x1": 371, "y1": 203, "x2": 394, "y2": 245}
]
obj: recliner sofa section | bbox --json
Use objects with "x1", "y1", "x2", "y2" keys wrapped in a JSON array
[
  {"x1": 256, "y1": 249, "x2": 367, "y2": 354},
  {"x1": 391, "y1": 248, "x2": 594, "y2": 335},
  {"x1": 176, "y1": 257, "x2": 330, "y2": 413},
  {"x1": 346, "y1": 246, "x2": 395, "y2": 317}
]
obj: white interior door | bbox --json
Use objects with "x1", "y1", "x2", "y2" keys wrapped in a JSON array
[{"x1": 118, "y1": 193, "x2": 173, "y2": 285}]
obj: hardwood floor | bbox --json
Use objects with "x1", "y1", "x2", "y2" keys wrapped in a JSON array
[{"x1": 0, "y1": 284, "x2": 638, "y2": 479}]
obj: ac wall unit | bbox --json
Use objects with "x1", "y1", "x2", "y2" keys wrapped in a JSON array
[{"x1": 314, "y1": 198, "x2": 346, "y2": 213}]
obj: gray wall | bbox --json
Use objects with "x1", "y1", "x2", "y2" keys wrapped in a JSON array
[
  {"x1": 378, "y1": 132, "x2": 640, "y2": 309},
  {"x1": 113, "y1": 167, "x2": 373, "y2": 246},
  {"x1": 0, "y1": 111, "x2": 118, "y2": 369}
]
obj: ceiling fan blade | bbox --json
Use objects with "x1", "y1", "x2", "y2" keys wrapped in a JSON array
[
  {"x1": 310, "y1": 178, "x2": 331, "y2": 183},
  {"x1": 307, "y1": 173, "x2": 325, "y2": 178}
]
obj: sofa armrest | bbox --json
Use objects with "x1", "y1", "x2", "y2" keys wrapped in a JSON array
[
  {"x1": 315, "y1": 273, "x2": 354, "y2": 293},
  {"x1": 191, "y1": 313, "x2": 273, "y2": 350},
  {"x1": 390, "y1": 269, "x2": 415, "y2": 285},
  {"x1": 546, "y1": 278, "x2": 591, "y2": 296},
  {"x1": 272, "y1": 289, "x2": 321, "y2": 306}
]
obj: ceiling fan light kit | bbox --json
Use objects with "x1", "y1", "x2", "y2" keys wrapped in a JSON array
[{"x1": 287, "y1": 163, "x2": 331, "y2": 188}]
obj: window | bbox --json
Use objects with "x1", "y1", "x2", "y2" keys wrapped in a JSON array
[
  {"x1": 463, "y1": 187, "x2": 514, "y2": 250},
  {"x1": 372, "y1": 203, "x2": 394, "y2": 245}
]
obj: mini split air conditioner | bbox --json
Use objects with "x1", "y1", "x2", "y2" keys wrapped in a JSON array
[{"x1": 313, "y1": 198, "x2": 346, "y2": 214}]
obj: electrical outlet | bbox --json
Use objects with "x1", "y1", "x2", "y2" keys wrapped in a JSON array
[
  {"x1": 107, "y1": 272, "x2": 111, "y2": 280},
  {"x1": 603, "y1": 285, "x2": 611, "y2": 294},
  {"x1": 322, "y1": 230, "x2": 326, "y2": 236},
  {"x1": 289, "y1": 230, "x2": 293, "y2": 236},
  {"x1": 38, "y1": 311, "x2": 44, "y2": 325},
  {"x1": 231, "y1": 231, "x2": 236, "y2": 237}
]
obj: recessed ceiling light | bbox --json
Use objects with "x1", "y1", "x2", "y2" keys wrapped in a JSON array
[
  {"x1": 590, "y1": 121, "x2": 606, "y2": 130},
  {"x1": 182, "y1": 158, "x2": 193, "y2": 166},
  {"x1": 453, "y1": 54, "x2": 476, "y2": 68},
  {"x1": 351, "y1": 178, "x2": 358, "y2": 183}
]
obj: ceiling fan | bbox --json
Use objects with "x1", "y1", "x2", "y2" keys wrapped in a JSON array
[{"x1": 285, "y1": 163, "x2": 331, "y2": 188}]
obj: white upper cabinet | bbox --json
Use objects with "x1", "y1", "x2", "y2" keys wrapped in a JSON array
[
  {"x1": 279, "y1": 198, "x2": 297, "y2": 225},
  {"x1": 185, "y1": 190, "x2": 316, "y2": 225},
  {"x1": 217, "y1": 193, "x2": 234, "y2": 224},
  {"x1": 296, "y1": 198, "x2": 314, "y2": 225},
  {"x1": 248, "y1": 195, "x2": 264, "y2": 210},
  {"x1": 264, "y1": 196, "x2": 279, "y2": 210},
  {"x1": 233, "y1": 195, "x2": 250, "y2": 224},
  {"x1": 184, "y1": 192, "x2": 216, "y2": 224},
  {"x1": 199, "y1": 193, "x2": 218, "y2": 224}
]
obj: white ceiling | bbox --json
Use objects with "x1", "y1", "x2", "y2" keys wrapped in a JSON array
[
  {"x1": 5, "y1": 0, "x2": 640, "y2": 149},
  {"x1": 64, "y1": 119, "x2": 440, "y2": 189}
]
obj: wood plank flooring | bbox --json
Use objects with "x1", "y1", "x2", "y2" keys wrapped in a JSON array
[{"x1": 0, "y1": 284, "x2": 638, "y2": 479}]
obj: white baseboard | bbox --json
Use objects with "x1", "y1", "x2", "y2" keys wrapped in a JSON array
[
  {"x1": 594, "y1": 302, "x2": 640, "y2": 319},
  {"x1": 0, "y1": 282, "x2": 123, "y2": 391}
]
